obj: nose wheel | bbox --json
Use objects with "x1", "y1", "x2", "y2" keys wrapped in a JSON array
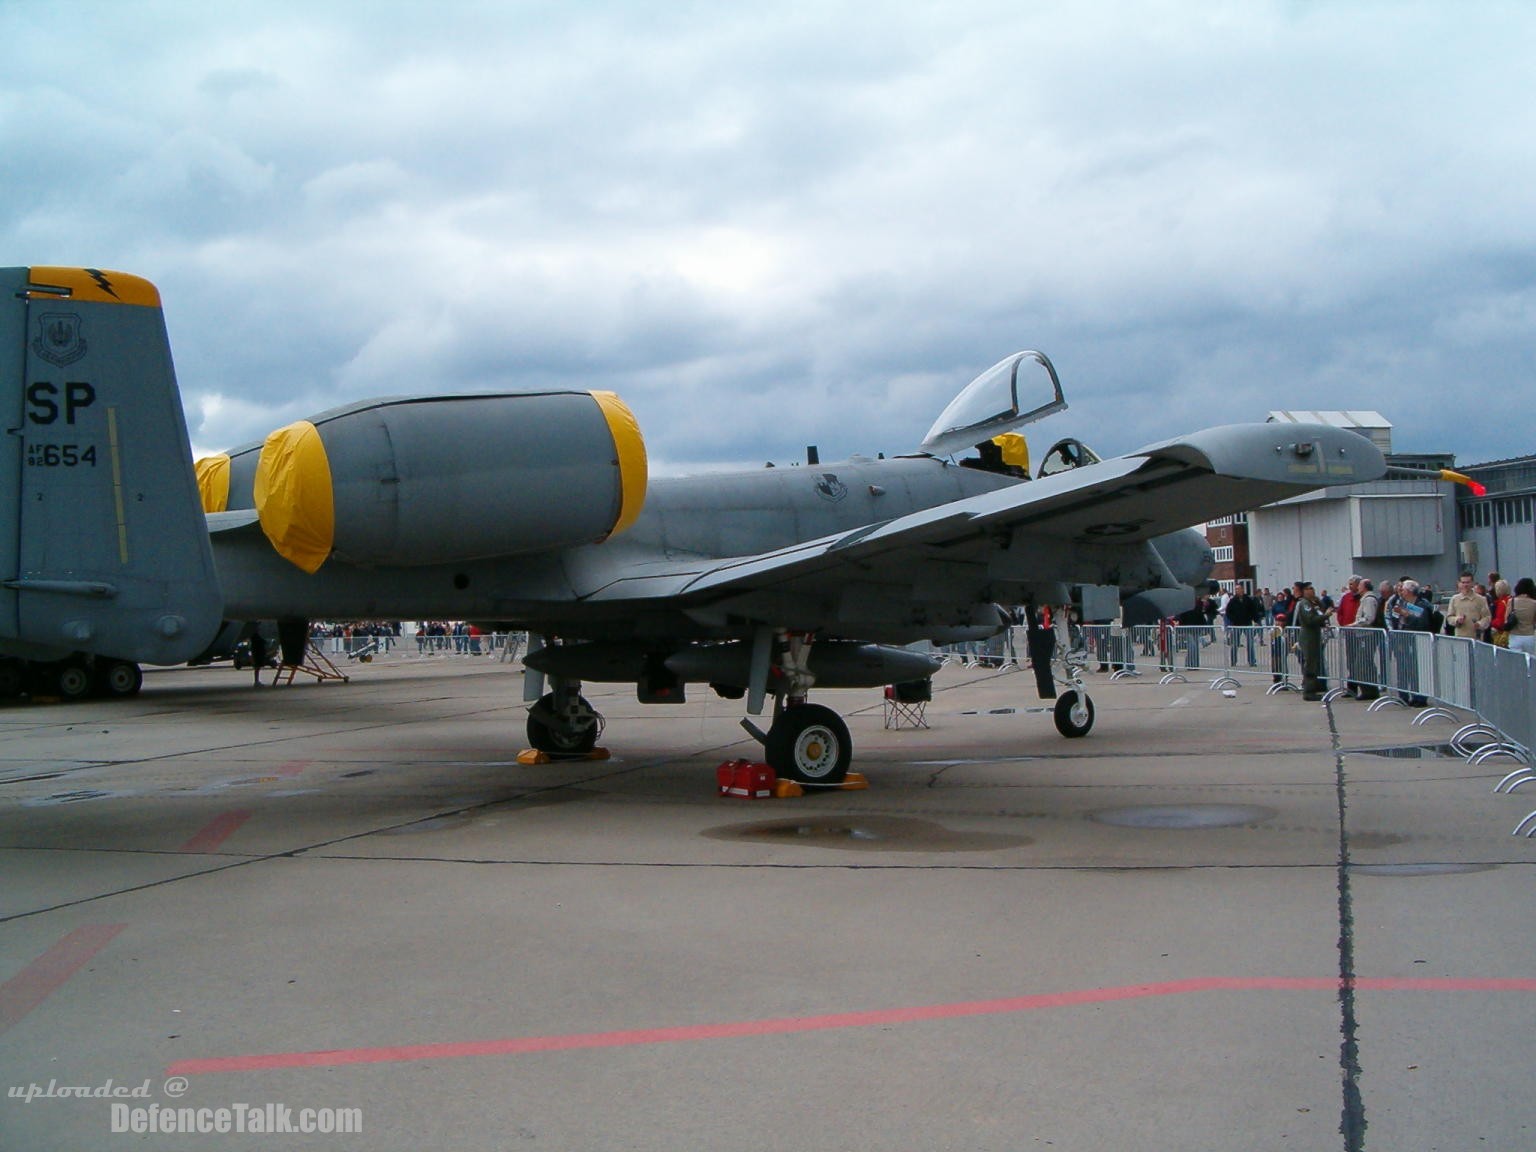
[{"x1": 1053, "y1": 689, "x2": 1094, "y2": 737}]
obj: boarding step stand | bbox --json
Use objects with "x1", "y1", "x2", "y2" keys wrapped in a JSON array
[{"x1": 272, "y1": 642, "x2": 350, "y2": 686}]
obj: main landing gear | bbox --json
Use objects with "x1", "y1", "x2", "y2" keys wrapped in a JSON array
[
  {"x1": 740, "y1": 630, "x2": 854, "y2": 787},
  {"x1": 520, "y1": 634, "x2": 853, "y2": 786},
  {"x1": 763, "y1": 701, "x2": 852, "y2": 786},
  {"x1": 0, "y1": 655, "x2": 144, "y2": 701},
  {"x1": 525, "y1": 682, "x2": 604, "y2": 756}
]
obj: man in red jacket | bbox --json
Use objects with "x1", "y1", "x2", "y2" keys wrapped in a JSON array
[{"x1": 1336, "y1": 576, "x2": 1361, "y2": 627}]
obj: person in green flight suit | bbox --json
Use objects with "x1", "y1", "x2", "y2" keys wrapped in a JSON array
[{"x1": 1293, "y1": 581, "x2": 1332, "y2": 701}]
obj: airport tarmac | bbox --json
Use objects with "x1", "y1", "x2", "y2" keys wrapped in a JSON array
[{"x1": 1, "y1": 651, "x2": 1533, "y2": 1151}]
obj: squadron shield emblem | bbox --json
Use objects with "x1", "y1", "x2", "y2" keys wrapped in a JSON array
[
  {"x1": 34, "y1": 313, "x2": 87, "y2": 367},
  {"x1": 815, "y1": 473, "x2": 848, "y2": 502}
]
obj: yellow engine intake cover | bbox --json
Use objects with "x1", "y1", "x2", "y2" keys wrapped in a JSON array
[
  {"x1": 253, "y1": 421, "x2": 334, "y2": 573},
  {"x1": 591, "y1": 390, "x2": 648, "y2": 537},
  {"x1": 194, "y1": 454, "x2": 231, "y2": 514}
]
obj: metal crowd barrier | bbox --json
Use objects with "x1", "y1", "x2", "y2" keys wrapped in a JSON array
[
  {"x1": 944, "y1": 622, "x2": 1531, "y2": 775},
  {"x1": 405, "y1": 632, "x2": 523, "y2": 657},
  {"x1": 302, "y1": 631, "x2": 527, "y2": 658},
  {"x1": 1049, "y1": 621, "x2": 1533, "y2": 836}
]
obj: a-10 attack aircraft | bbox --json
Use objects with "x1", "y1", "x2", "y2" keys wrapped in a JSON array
[{"x1": 1, "y1": 266, "x2": 1388, "y2": 784}]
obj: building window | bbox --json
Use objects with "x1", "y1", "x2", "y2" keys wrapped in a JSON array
[
  {"x1": 1467, "y1": 497, "x2": 1532, "y2": 528},
  {"x1": 1212, "y1": 546, "x2": 1235, "y2": 563},
  {"x1": 1493, "y1": 497, "x2": 1531, "y2": 526}
]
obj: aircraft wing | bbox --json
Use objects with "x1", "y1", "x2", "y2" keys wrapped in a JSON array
[{"x1": 573, "y1": 421, "x2": 1384, "y2": 606}]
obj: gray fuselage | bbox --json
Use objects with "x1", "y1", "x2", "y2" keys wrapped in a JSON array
[{"x1": 213, "y1": 453, "x2": 1201, "y2": 645}]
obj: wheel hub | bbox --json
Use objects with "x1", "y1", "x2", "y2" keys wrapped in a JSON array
[{"x1": 794, "y1": 728, "x2": 838, "y2": 776}]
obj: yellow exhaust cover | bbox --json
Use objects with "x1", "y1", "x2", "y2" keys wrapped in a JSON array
[{"x1": 253, "y1": 421, "x2": 334, "y2": 573}]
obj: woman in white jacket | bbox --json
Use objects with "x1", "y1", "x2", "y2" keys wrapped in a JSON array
[{"x1": 1508, "y1": 577, "x2": 1536, "y2": 655}]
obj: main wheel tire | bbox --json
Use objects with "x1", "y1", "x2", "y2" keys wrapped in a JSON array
[
  {"x1": 526, "y1": 692, "x2": 600, "y2": 756},
  {"x1": 0, "y1": 659, "x2": 23, "y2": 698},
  {"x1": 764, "y1": 703, "x2": 851, "y2": 785},
  {"x1": 97, "y1": 660, "x2": 144, "y2": 698},
  {"x1": 54, "y1": 662, "x2": 93, "y2": 701},
  {"x1": 1053, "y1": 690, "x2": 1094, "y2": 738}
]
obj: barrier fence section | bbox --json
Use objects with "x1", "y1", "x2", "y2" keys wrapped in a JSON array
[
  {"x1": 316, "y1": 632, "x2": 526, "y2": 659},
  {"x1": 1053, "y1": 622, "x2": 1534, "y2": 759}
]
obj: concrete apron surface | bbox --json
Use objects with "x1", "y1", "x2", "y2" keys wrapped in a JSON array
[{"x1": 1, "y1": 655, "x2": 1532, "y2": 1151}]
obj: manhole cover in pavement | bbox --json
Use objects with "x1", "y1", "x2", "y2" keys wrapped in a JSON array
[
  {"x1": 1088, "y1": 804, "x2": 1276, "y2": 829},
  {"x1": 1350, "y1": 863, "x2": 1495, "y2": 877}
]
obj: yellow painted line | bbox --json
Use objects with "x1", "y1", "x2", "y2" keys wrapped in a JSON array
[{"x1": 108, "y1": 407, "x2": 129, "y2": 564}]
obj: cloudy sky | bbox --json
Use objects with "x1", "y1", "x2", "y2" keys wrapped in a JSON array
[{"x1": 4, "y1": 1, "x2": 1533, "y2": 471}]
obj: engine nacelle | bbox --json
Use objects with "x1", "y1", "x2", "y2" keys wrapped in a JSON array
[{"x1": 197, "y1": 391, "x2": 646, "y2": 571}]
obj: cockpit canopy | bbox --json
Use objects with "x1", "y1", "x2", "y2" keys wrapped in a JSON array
[
  {"x1": 1037, "y1": 437, "x2": 1102, "y2": 478},
  {"x1": 919, "y1": 350, "x2": 1068, "y2": 460}
]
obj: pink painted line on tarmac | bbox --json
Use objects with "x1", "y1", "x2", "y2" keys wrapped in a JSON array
[
  {"x1": 0, "y1": 924, "x2": 127, "y2": 1036},
  {"x1": 274, "y1": 760, "x2": 311, "y2": 777},
  {"x1": 166, "y1": 975, "x2": 1536, "y2": 1076},
  {"x1": 178, "y1": 810, "x2": 254, "y2": 853},
  {"x1": 1353, "y1": 976, "x2": 1536, "y2": 992}
]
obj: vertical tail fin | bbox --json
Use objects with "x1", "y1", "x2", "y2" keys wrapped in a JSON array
[{"x1": 1, "y1": 267, "x2": 223, "y2": 663}]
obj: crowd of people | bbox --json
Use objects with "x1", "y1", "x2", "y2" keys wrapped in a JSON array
[
  {"x1": 1214, "y1": 570, "x2": 1536, "y2": 704},
  {"x1": 413, "y1": 621, "x2": 491, "y2": 654},
  {"x1": 305, "y1": 621, "x2": 506, "y2": 656},
  {"x1": 310, "y1": 621, "x2": 402, "y2": 652}
]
